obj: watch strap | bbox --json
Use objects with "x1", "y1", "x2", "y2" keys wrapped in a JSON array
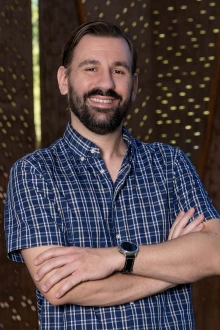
[{"x1": 121, "y1": 255, "x2": 135, "y2": 273}]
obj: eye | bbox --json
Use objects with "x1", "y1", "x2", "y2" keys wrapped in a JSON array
[
  {"x1": 114, "y1": 69, "x2": 125, "y2": 75},
  {"x1": 85, "y1": 67, "x2": 96, "y2": 72}
]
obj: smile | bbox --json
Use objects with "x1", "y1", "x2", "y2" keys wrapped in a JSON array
[{"x1": 90, "y1": 97, "x2": 114, "y2": 104}]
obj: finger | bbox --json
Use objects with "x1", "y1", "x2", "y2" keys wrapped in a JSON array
[
  {"x1": 55, "y1": 271, "x2": 83, "y2": 298},
  {"x1": 191, "y1": 222, "x2": 204, "y2": 233},
  {"x1": 171, "y1": 208, "x2": 195, "y2": 239},
  {"x1": 181, "y1": 214, "x2": 205, "y2": 235},
  {"x1": 41, "y1": 264, "x2": 76, "y2": 292},
  {"x1": 34, "y1": 246, "x2": 75, "y2": 265},
  {"x1": 168, "y1": 211, "x2": 185, "y2": 240},
  {"x1": 35, "y1": 255, "x2": 73, "y2": 281},
  {"x1": 34, "y1": 247, "x2": 65, "y2": 265}
]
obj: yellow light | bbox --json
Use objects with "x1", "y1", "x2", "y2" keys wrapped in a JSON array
[{"x1": 203, "y1": 111, "x2": 210, "y2": 115}]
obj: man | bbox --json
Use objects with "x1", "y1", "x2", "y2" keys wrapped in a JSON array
[{"x1": 4, "y1": 20, "x2": 220, "y2": 330}]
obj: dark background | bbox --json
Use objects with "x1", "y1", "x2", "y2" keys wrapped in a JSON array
[{"x1": 0, "y1": 0, "x2": 220, "y2": 328}]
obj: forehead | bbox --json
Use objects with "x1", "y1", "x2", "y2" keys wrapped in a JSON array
[{"x1": 72, "y1": 35, "x2": 132, "y2": 66}]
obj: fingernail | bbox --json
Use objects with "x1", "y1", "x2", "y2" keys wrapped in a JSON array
[
  {"x1": 41, "y1": 285, "x2": 47, "y2": 292},
  {"x1": 55, "y1": 292, "x2": 60, "y2": 298},
  {"x1": 34, "y1": 274, "x2": 39, "y2": 281}
]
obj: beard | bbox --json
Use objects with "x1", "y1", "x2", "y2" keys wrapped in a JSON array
[{"x1": 67, "y1": 82, "x2": 132, "y2": 135}]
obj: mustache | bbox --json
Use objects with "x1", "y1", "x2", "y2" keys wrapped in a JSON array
[{"x1": 84, "y1": 88, "x2": 122, "y2": 101}]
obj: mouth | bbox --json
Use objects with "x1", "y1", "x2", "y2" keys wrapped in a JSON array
[
  {"x1": 85, "y1": 88, "x2": 122, "y2": 108},
  {"x1": 88, "y1": 95, "x2": 118, "y2": 109},
  {"x1": 89, "y1": 97, "x2": 114, "y2": 104}
]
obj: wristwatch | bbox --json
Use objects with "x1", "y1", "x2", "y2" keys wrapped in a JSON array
[{"x1": 118, "y1": 241, "x2": 139, "y2": 273}]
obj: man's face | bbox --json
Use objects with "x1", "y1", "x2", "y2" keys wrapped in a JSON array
[{"x1": 58, "y1": 35, "x2": 138, "y2": 135}]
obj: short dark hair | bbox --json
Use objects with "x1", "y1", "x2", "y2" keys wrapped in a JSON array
[{"x1": 61, "y1": 20, "x2": 137, "y2": 74}]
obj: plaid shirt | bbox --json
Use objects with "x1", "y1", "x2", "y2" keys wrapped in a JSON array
[{"x1": 5, "y1": 122, "x2": 219, "y2": 330}]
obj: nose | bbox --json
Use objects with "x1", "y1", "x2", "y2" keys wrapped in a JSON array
[{"x1": 96, "y1": 69, "x2": 115, "y2": 91}]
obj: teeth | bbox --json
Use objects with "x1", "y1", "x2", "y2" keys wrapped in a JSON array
[{"x1": 90, "y1": 97, "x2": 113, "y2": 104}]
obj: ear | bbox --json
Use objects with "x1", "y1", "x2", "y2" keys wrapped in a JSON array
[
  {"x1": 57, "y1": 66, "x2": 68, "y2": 95},
  {"x1": 131, "y1": 73, "x2": 138, "y2": 102}
]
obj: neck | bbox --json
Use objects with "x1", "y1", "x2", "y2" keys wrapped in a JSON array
[{"x1": 70, "y1": 113, "x2": 127, "y2": 160}]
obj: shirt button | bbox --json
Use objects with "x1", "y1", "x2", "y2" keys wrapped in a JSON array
[
  {"x1": 100, "y1": 169, "x2": 105, "y2": 174},
  {"x1": 116, "y1": 234, "x2": 121, "y2": 239},
  {"x1": 80, "y1": 157, "x2": 85, "y2": 161},
  {"x1": 91, "y1": 148, "x2": 96, "y2": 154}
]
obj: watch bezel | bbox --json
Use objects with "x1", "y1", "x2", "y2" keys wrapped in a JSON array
[{"x1": 119, "y1": 241, "x2": 139, "y2": 256}]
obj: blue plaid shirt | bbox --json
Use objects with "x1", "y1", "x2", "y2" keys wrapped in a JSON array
[{"x1": 5, "y1": 122, "x2": 219, "y2": 330}]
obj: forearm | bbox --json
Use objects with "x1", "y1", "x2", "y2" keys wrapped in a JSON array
[
  {"x1": 50, "y1": 273, "x2": 174, "y2": 306},
  {"x1": 132, "y1": 222, "x2": 220, "y2": 284}
]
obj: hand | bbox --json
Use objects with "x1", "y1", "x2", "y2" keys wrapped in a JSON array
[
  {"x1": 34, "y1": 246, "x2": 122, "y2": 298},
  {"x1": 168, "y1": 208, "x2": 205, "y2": 240}
]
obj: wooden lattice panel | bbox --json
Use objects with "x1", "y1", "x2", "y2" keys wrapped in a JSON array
[{"x1": 0, "y1": 0, "x2": 37, "y2": 329}]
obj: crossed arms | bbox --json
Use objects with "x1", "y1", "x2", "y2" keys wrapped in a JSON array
[{"x1": 21, "y1": 208, "x2": 220, "y2": 306}]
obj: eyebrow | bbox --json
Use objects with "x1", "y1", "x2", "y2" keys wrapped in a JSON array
[
  {"x1": 78, "y1": 60, "x2": 100, "y2": 68},
  {"x1": 78, "y1": 59, "x2": 131, "y2": 72}
]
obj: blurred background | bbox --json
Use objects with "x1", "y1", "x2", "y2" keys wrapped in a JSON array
[{"x1": 0, "y1": 0, "x2": 220, "y2": 328}]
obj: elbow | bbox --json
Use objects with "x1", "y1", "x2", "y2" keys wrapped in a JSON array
[
  {"x1": 47, "y1": 297, "x2": 63, "y2": 307},
  {"x1": 41, "y1": 291, "x2": 67, "y2": 307},
  {"x1": 41, "y1": 289, "x2": 83, "y2": 307}
]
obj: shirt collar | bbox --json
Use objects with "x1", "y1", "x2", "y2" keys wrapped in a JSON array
[{"x1": 63, "y1": 122, "x2": 135, "y2": 159}]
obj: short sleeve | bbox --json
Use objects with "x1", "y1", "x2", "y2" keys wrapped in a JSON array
[
  {"x1": 173, "y1": 149, "x2": 220, "y2": 220},
  {"x1": 4, "y1": 159, "x2": 67, "y2": 263}
]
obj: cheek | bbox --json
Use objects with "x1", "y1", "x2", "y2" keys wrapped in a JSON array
[
  {"x1": 70, "y1": 79, "x2": 87, "y2": 96},
  {"x1": 118, "y1": 81, "x2": 133, "y2": 98},
  {"x1": 75, "y1": 77, "x2": 95, "y2": 95}
]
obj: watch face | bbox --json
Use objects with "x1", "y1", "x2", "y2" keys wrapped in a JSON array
[{"x1": 121, "y1": 241, "x2": 138, "y2": 252}]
